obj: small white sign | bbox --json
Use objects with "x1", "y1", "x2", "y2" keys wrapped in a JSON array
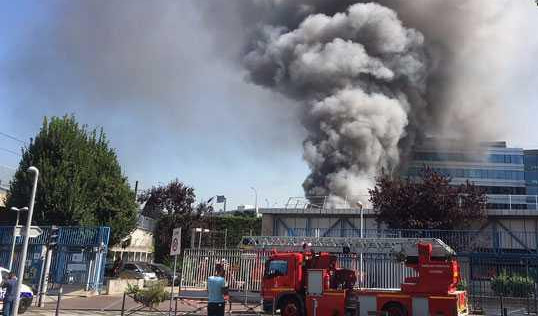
[
  {"x1": 170, "y1": 228, "x2": 182, "y2": 256},
  {"x1": 67, "y1": 263, "x2": 86, "y2": 271},
  {"x1": 15, "y1": 226, "x2": 43, "y2": 238},
  {"x1": 72, "y1": 253, "x2": 83, "y2": 262}
]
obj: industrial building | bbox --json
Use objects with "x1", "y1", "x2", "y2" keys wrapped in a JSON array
[{"x1": 261, "y1": 139, "x2": 538, "y2": 253}]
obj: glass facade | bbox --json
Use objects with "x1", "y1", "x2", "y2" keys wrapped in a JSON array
[
  {"x1": 408, "y1": 167, "x2": 524, "y2": 181},
  {"x1": 414, "y1": 152, "x2": 524, "y2": 164},
  {"x1": 524, "y1": 151, "x2": 538, "y2": 196}
]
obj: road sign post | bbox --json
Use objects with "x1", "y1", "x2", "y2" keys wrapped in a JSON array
[{"x1": 169, "y1": 227, "x2": 181, "y2": 316}]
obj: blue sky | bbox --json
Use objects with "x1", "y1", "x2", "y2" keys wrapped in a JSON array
[
  {"x1": 0, "y1": 1, "x2": 308, "y2": 209},
  {"x1": 1, "y1": 1, "x2": 537, "y2": 209}
]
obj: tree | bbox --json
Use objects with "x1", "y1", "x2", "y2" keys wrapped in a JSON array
[
  {"x1": 138, "y1": 179, "x2": 195, "y2": 219},
  {"x1": 6, "y1": 115, "x2": 138, "y2": 245},
  {"x1": 138, "y1": 180, "x2": 208, "y2": 263},
  {"x1": 369, "y1": 167, "x2": 486, "y2": 230}
]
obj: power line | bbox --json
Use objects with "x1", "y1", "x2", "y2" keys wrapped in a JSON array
[
  {"x1": 0, "y1": 131, "x2": 25, "y2": 144},
  {"x1": 0, "y1": 147, "x2": 21, "y2": 156}
]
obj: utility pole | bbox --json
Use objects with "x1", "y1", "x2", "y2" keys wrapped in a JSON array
[{"x1": 13, "y1": 166, "x2": 39, "y2": 316}]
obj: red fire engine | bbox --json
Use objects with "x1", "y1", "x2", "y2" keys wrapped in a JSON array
[{"x1": 241, "y1": 236, "x2": 468, "y2": 316}]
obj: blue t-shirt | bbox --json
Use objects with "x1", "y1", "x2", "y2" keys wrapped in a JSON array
[{"x1": 207, "y1": 276, "x2": 226, "y2": 303}]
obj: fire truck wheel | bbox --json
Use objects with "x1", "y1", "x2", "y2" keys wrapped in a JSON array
[
  {"x1": 280, "y1": 297, "x2": 302, "y2": 316},
  {"x1": 381, "y1": 302, "x2": 408, "y2": 316}
]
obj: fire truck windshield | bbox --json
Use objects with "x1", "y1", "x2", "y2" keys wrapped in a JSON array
[{"x1": 264, "y1": 260, "x2": 288, "y2": 278}]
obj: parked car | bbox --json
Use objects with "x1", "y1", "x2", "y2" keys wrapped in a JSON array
[
  {"x1": 118, "y1": 262, "x2": 158, "y2": 281},
  {"x1": 0, "y1": 267, "x2": 33, "y2": 314},
  {"x1": 149, "y1": 263, "x2": 179, "y2": 285}
]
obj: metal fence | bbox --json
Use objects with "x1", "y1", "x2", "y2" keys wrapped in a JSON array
[
  {"x1": 180, "y1": 249, "x2": 418, "y2": 291},
  {"x1": 0, "y1": 226, "x2": 110, "y2": 291},
  {"x1": 181, "y1": 249, "x2": 268, "y2": 291},
  {"x1": 180, "y1": 248, "x2": 538, "y2": 314}
]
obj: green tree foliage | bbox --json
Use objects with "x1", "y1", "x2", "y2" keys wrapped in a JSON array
[
  {"x1": 369, "y1": 167, "x2": 486, "y2": 230},
  {"x1": 6, "y1": 115, "x2": 138, "y2": 245}
]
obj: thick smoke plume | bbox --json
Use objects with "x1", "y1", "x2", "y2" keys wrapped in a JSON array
[{"x1": 229, "y1": 0, "x2": 532, "y2": 202}]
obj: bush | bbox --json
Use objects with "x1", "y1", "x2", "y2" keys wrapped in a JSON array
[
  {"x1": 126, "y1": 283, "x2": 169, "y2": 307},
  {"x1": 491, "y1": 271, "x2": 535, "y2": 298}
]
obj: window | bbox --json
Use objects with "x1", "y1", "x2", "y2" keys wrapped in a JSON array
[
  {"x1": 265, "y1": 260, "x2": 288, "y2": 277},
  {"x1": 124, "y1": 264, "x2": 137, "y2": 271}
]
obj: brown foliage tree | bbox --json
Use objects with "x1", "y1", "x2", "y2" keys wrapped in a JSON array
[{"x1": 369, "y1": 168, "x2": 486, "y2": 230}]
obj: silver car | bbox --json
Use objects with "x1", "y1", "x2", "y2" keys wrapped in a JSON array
[{"x1": 119, "y1": 262, "x2": 158, "y2": 281}]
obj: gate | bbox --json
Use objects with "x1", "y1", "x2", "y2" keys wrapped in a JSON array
[{"x1": 0, "y1": 226, "x2": 109, "y2": 291}]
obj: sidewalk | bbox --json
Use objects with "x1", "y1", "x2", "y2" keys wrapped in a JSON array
[{"x1": 27, "y1": 290, "x2": 263, "y2": 315}]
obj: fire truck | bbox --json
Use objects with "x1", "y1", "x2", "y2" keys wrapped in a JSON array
[{"x1": 241, "y1": 236, "x2": 468, "y2": 316}]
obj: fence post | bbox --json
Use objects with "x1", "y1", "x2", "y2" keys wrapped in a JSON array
[
  {"x1": 121, "y1": 292, "x2": 126, "y2": 316},
  {"x1": 54, "y1": 285, "x2": 63, "y2": 316}
]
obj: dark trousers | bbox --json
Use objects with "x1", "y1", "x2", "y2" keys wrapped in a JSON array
[
  {"x1": 3, "y1": 299, "x2": 14, "y2": 316},
  {"x1": 207, "y1": 302, "x2": 225, "y2": 316}
]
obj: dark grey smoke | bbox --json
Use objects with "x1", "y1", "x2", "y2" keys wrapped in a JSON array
[{"x1": 203, "y1": 0, "x2": 532, "y2": 202}]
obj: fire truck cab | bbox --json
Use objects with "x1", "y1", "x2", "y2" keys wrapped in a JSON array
[{"x1": 245, "y1": 236, "x2": 468, "y2": 316}]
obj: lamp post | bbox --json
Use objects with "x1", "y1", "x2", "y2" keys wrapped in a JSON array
[
  {"x1": 14, "y1": 166, "x2": 39, "y2": 316},
  {"x1": 250, "y1": 187, "x2": 258, "y2": 217},
  {"x1": 356, "y1": 200, "x2": 364, "y2": 288},
  {"x1": 8, "y1": 207, "x2": 28, "y2": 272},
  {"x1": 195, "y1": 228, "x2": 210, "y2": 249}
]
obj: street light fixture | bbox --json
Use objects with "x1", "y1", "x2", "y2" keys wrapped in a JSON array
[
  {"x1": 8, "y1": 207, "x2": 28, "y2": 272},
  {"x1": 195, "y1": 228, "x2": 210, "y2": 249},
  {"x1": 250, "y1": 186, "x2": 258, "y2": 217}
]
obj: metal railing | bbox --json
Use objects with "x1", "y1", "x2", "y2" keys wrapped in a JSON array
[
  {"x1": 285, "y1": 195, "x2": 538, "y2": 211},
  {"x1": 275, "y1": 228, "x2": 538, "y2": 255}
]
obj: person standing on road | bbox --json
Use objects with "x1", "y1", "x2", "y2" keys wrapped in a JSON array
[
  {"x1": 207, "y1": 263, "x2": 228, "y2": 316},
  {"x1": 2, "y1": 272, "x2": 18, "y2": 316}
]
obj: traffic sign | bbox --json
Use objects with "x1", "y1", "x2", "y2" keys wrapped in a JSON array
[
  {"x1": 170, "y1": 228, "x2": 182, "y2": 256},
  {"x1": 15, "y1": 226, "x2": 43, "y2": 238}
]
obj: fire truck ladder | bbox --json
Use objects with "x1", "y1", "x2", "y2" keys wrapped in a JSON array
[{"x1": 240, "y1": 236, "x2": 456, "y2": 259}]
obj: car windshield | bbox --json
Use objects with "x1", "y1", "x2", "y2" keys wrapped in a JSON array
[
  {"x1": 153, "y1": 264, "x2": 172, "y2": 274},
  {"x1": 265, "y1": 260, "x2": 288, "y2": 277},
  {"x1": 136, "y1": 263, "x2": 152, "y2": 272}
]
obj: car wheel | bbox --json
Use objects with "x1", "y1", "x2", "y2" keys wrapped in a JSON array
[
  {"x1": 381, "y1": 302, "x2": 408, "y2": 316},
  {"x1": 280, "y1": 297, "x2": 302, "y2": 316},
  {"x1": 18, "y1": 298, "x2": 32, "y2": 314}
]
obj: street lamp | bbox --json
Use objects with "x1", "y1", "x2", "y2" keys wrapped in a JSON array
[
  {"x1": 356, "y1": 200, "x2": 364, "y2": 288},
  {"x1": 8, "y1": 207, "x2": 28, "y2": 271},
  {"x1": 250, "y1": 186, "x2": 258, "y2": 217},
  {"x1": 14, "y1": 166, "x2": 39, "y2": 316},
  {"x1": 195, "y1": 228, "x2": 210, "y2": 249}
]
